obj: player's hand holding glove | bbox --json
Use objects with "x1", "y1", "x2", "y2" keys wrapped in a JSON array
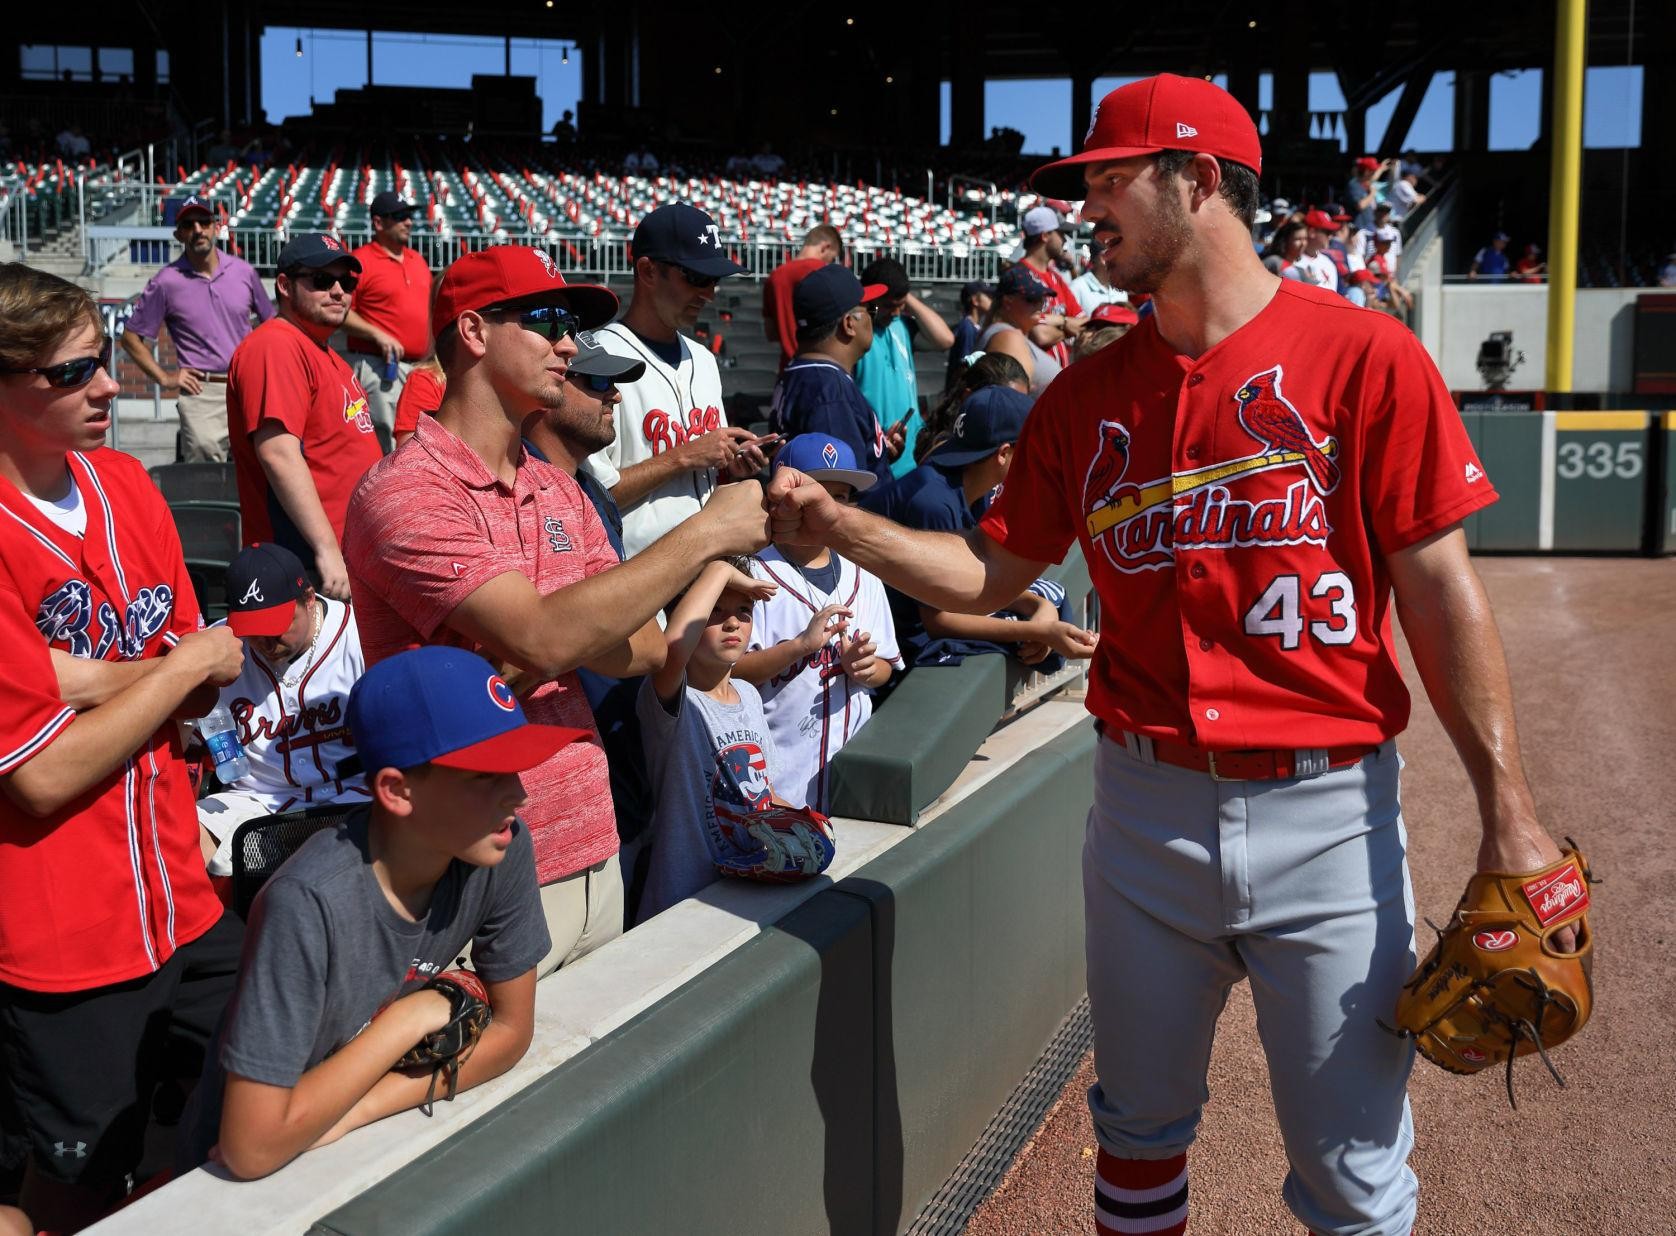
[
  {"x1": 715, "y1": 805, "x2": 836, "y2": 883},
  {"x1": 393, "y1": 969, "x2": 493, "y2": 1116},
  {"x1": 1388, "y1": 840, "x2": 1596, "y2": 1106}
]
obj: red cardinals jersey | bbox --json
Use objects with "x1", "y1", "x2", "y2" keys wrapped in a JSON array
[
  {"x1": 0, "y1": 450, "x2": 222, "y2": 992},
  {"x1": 1024, "y1": 258, "x2": 1083, "y2": 367},
  {"x1": 980, "y1": 281, "x2": 1495, "y2": 750},
  {"x1": 227, "y1": 316, "x2": 383, "y2": 546}
]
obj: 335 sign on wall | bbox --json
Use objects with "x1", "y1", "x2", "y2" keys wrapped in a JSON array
[{"x1": 1556, "y1": 440, "x2": 1643, "y2": 480}]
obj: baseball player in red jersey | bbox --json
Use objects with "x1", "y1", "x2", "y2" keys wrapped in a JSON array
[
  {"x1": 767, "y1": 76, "x2": 1578, "y2": 1236},
  {"x1": 0, "y1": 265, "x2": 245, "y2": 1232}
]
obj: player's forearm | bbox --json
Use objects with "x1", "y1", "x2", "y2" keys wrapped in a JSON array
[
  {"x1": 610, "y1": 451, "x2": 692, "y2": 510},
  {"x1": 254, "y1": 436, "x2": 341, "y2": 557},
  {"x1": 118, "y1": 331, "x2": 170, "y2": 386},
  {"x1": 822, "y1": 506, "x2": 1022, "y2": 614},
  {"x1": 2, "y1": 655, "x2": 207, "y2": 817},
  {"x1": 581, "y1": 618, "x2": 666, "y2": 679}
]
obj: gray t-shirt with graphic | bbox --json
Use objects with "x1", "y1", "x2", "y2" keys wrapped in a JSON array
[
  {"x1": 182, "y1": 809, "x2": 548, "y2": 1164},
  {"x1": 636, "y1": 676, "x2": 779, "y2": 922}
]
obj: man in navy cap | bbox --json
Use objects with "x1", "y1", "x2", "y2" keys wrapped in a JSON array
[
  {"x1": 227, "y1": 234, "x2": 382, "y2": 599},
  {"x1": 120, "y1": 194, "x2": 274, "y2": 462},
  {"x1": 768, "y1": 264, "x2": 895, "y2": 486},
  {"x1": 1470, "y1": 231, "x2": 1512, "y2": 282},
  {"x1": 583, "y1": 202, "x2": 772, "y2": 560},
  {"x1": 188, "y1": 646, "x2": 565, "y2": 1180},
  {"x1": 345, "y1": 190, "x2": 432, "y2": 437}
]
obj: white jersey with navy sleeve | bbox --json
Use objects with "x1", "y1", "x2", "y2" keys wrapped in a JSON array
[{"x1": 746, "y1": 547, "x2": 902, "y2": 812}]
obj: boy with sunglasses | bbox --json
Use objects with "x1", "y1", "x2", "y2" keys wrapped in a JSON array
[
  {"x1": 0, "y1": 264, "x2": 247, "y2": 1232},
  {"x1": 582, "y1": 202, "x2": 772, "y2": 560},
  {"x1": 345, "y1": 246, "x2": 774, "y2": 974},
  {"x1": 227, "y1": 234, "x2": 383, "y2": 601}
]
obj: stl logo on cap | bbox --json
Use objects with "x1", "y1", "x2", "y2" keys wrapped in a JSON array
[
  {"x1": 535, "y1": 249, "x2": 560, "y2": 279},
  {"x1": 1085, "y1": 100, "x2": 1102, "y2": 144},
  {"x1": 822, "y1": 442, "x2": 839, "y2": 469},
  {"x1": 321, "y1": 235, "x2": 342, "y2": 251},
  {"x1": 487, "y1": 675, "x2": 517, "y2": 712}
]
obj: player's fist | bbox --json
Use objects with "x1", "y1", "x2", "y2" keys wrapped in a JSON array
[
  {"x1": 699, "y1": 478, "x2": 772, "y2": 555},
  {"x1": 766, "y1": 468, "x2": 848, "y2": 546},
  {"x1": 177, "y1": 625, "x2": 245, "y2": 687}
]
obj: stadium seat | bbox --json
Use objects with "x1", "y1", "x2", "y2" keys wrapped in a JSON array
[
  {"x1": 229, "y1": 804, "x2": 357, "y2": 919},
  {"x1": 150, "y1": 462, "x2": 238, "y2": 505}
]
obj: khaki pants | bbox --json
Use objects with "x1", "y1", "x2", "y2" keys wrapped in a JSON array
[
  {"x1": 535, "y1": 854, "x2": 624, "y2": 979},
  {"x1": 348, "y1": 354, "x2": 411, "y2": 438},
  {"x1": 177, "y1": 383, "x2": 230, "y2": 462}
]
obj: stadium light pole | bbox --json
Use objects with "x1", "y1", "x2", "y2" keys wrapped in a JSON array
[{"x1": 1545, "y1": 0, "x2": 1587, "y2": 393}]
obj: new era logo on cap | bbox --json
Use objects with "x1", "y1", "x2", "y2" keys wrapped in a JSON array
[{"x1": 1176, "y1": 122, "x2": 1198, "y2": 139}]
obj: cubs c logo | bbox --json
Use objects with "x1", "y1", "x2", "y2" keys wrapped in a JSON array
[
  {"x1": 487, "y1": 675, "x2": 517, "y2": 711},
  {"x1": 821, "y1": 442, "x2": 839, "y2": 469},
  {"x1": 1472, "y1": 930, "x2": 1518, "y2": 953}
]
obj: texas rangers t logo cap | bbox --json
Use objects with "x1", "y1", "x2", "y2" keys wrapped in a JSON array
[
  {"x1": 1032, "y1": 73, "x2": 1263, "y2": 201},
  {"x1": 348, "y1": 646, "x2": 591, "y2": 775}
]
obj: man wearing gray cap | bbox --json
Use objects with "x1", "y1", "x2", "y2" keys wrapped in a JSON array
[
  {"x1": 1018, "y1": 204, "x2": 1087, "y2": 365},
  {"x1": 345, "y1": 190, "x2": 432, "y2": 437},
  {"x1": 120, "y1": 195, "x2": 274, "y2": 461}
]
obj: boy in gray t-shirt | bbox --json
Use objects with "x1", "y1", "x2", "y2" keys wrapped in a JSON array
[
  {"x1": 188, "y1": 647, "x2": 586, "y2": 1180},
  {"x1": 636, "y1": 559, "x2": 788, "y2": 922}
]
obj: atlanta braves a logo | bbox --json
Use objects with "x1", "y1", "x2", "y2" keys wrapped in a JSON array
[
  {"x1": 1082, "y1": 365, "x2": 1340, "y2": 573},
  {"x1": 36, "y1": 578, "x2": 174, "y2": 660}
]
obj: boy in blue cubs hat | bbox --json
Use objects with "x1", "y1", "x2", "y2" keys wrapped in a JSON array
[
  {"x1": 734, "y1": 435, "x2": 903, "y2": 812},
  {"x1": 185, "y1": 646, "x2": 575, "y2": 1178},
  {"x1": 863, "y1": 387, "x2": 1096, "y2": 675}
]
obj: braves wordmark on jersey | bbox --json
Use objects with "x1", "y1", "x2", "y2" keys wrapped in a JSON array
[
  {"x1": 0, "y1": 450, "x2": 222, "y2": 992},
  {"x1": 979, "y1": 280, "x2": 1496, "y2": 750}
]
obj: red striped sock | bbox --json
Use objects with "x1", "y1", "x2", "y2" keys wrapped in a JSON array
[{"x1": 1094, "y1": 1149, "x2": 1188, "y2": 1235}]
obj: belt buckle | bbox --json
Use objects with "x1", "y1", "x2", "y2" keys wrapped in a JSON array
[{"x1": 1206, "y1": 751, "x2": 1233, "y2": 782}]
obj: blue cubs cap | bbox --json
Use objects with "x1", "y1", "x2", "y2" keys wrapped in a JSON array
[
  {"x1": 225, "y1": 542, "x2": 309, "y2": 638},
  {"x1": 792, "y1": 264, "x2": 888, "y2": 331},
  {"x1": 277, "y1": 232, "x2": 362, "y2": 274},
  {"x1": 929, "y1": 385, "x2": 1033, "y2": 467},
  {"x1": 630, "y1": 202, "x2": 746, "y2": 278},
  {"x1": 348, "y1": 646, "x2": 590, "y2": 774},
  {"x1": 774, "y1": 433, "x2": 878, "y2": 492}
]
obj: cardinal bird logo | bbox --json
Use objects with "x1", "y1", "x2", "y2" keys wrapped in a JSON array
[
  {"x1": 1233, "y1": 367, "x2": 1340, "y2": 495},
  {"x1": 1082, "y1": 420, "x2": 1133, "y2": 513}
]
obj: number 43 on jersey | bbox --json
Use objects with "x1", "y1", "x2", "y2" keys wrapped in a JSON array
[{"x1": 1243, "y1": 572, "x2": 1356, "y2": 649}]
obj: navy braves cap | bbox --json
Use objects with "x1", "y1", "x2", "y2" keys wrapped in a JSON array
[
  {"x1": 369, "y1": 190, "x2": 415, "y2": 218},
  {"x1": 225, "y1": 543, "x2": 309, "y2": 638},
  {"x1": 996, "y1": 264, "x2": 1050, "y2": 301},
  {"x1": 630, "y1": 202, "x2": 747, "y2": 278},
  {"x1": 569, "y1": 329, "x2": 646, "y2": 382},
  {"x1": 792, "y1": 264, "x2": 888, "y2": 330},
  {"x1": 348, "y1": 646, "x2": 591, "y2": 774},
  {"x1": 775, "y1": 432, "x2": 878, "y2": 492},
  {"x1": 961, "y1": 279, "x2": 996, "y2": 299},
  {"x1": 174, "y1": 195, "x2": 214, "y2": 223},
  {"x1": 929, "y1": 385, "x2": 1033, "y2": 467},
  {"x1": 276, "y1": 233, "x2": 362, "y2": 274}
]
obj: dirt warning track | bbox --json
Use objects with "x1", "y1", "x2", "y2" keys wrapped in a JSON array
[{"x1": 963, "y1": 556, "x2": 1676, "y2": 1236}]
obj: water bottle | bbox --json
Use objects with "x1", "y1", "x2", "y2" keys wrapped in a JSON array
[{"x1": 199, "y1": 701, "x2": 250, "y2": 783}]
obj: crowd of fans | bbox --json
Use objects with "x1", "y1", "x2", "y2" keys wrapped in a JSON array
[{"x1": 0, "y1": 137, "x2": 1456, "y2": 1233}]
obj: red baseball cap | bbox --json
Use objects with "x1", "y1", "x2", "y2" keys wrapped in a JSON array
[
  {"x1": 432, "y1": 245, "x2": 618, "y2": 343},
  {"x1": 1303, "y1": 209, "x2": 1341, "y2": 232},
  {"x1": 1032, "y1": 74, "x2": 1262, "y2": 200},
  {"x1": 1091, "y1": 303, "x2": 1140, "y2": 326},
  {"x1": 1354, "y1": 156, "x2": 1380, "y2": 171}
]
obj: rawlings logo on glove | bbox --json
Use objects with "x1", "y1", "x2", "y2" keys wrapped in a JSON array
[
  {"x1": 1386, "y1": 841, "x2": 1597, "y2": 1107},
  {"x1": 714, "y1": 804, "x2": 836, "y2": 883}
]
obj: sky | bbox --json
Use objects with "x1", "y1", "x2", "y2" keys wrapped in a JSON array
[{"x1": 261, "y1": 28, "x2": 1642, "y2": 158}]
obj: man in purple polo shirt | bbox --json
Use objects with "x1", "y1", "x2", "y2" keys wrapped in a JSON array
[{"x1": 120, "y1": 195, "x2": 275, "y2": 462}]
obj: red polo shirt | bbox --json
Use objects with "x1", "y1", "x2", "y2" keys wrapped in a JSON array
[
  {"x1": 343, "y1": 416, "x2": 620, "y2": 883},
  {"x1": 348, "y1": 242, "x2": 433, "y2": 361},
  {"x1": 227, "y1": 315, "x2": 384, "y2": 547}
]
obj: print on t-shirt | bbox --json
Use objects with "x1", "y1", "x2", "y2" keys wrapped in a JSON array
[{"x1": 711, "y1": 733, "x2": 772, "y2": 844}]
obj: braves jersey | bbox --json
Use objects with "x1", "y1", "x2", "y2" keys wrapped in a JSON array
[
  {"x1": 746, "y1": 548, "x2": 902, "y2": 812},
  {"x1": 979, "y1": 280, "x2": 1496, "y2": 750},
  {"x1": 0, "y1": 450, "x2": 221, "y2": 993},
  {"x1": 581, "y1": 323, "x2": 729, "y2": 559},
  {"x1": 214, "y1": 596, "x2": 365, "y2": 807}
]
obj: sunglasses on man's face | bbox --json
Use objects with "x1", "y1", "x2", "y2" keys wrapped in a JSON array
[
  {"x1": 488, "y1": 304, "x2": 581, "y2": 343},
  {"x1": 378, "y1": 211, "x2": 416, "y2": 224},
  {"x1": 295, "y1": 270, "x2": 358, "y2": 293},
  {"x1": 658, "y1": 261, "x2": 719, "y2": 290},
  {"x1": 2, "y1": 338, "x2": 115, "y2": 389},
  {"x1": 567, "y1": 371, "x2": 619, "y2": 395}
]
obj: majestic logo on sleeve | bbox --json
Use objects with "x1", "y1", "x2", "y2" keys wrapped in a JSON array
[{"x1": 1083, "y1": 365, "x2": 1340, "y2": 573}]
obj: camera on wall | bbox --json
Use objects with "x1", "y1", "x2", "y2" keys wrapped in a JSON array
[{"x1": 1476, "y1": 331, "x2": 1526, "y2": 390}]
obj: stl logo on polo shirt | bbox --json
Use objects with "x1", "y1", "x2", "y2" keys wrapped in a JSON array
[
  {"x1": 543, "y1": 515, "x2": 573, "y2": 553},
  {"x1": 1083, "y1": 364, "x2": 1339, "y2": 573},
  {"x1": 341, "y1": 385, "x2": 374, "y2": 434}
]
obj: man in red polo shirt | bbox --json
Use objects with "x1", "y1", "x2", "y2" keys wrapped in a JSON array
[
  {"x1": 344, "y1": 191, "x2": 433, "y2": 439},
  {"x1": 227, "y1": 234, "x2": 384, "y2": 600},
  {"x1": 344, "y1": 246, "x2": 773, "y2": 973},
  {"x1": 762, "y1": 224, "x2": 842, "y2": 369},
  {"x1": 766, "y1": 74, "x2": 1578, "y2": 1236}
]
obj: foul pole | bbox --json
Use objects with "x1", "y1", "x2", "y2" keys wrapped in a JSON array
[{"x1": 1545, "y1": 0, "x2": 1587, "y2": 392}]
